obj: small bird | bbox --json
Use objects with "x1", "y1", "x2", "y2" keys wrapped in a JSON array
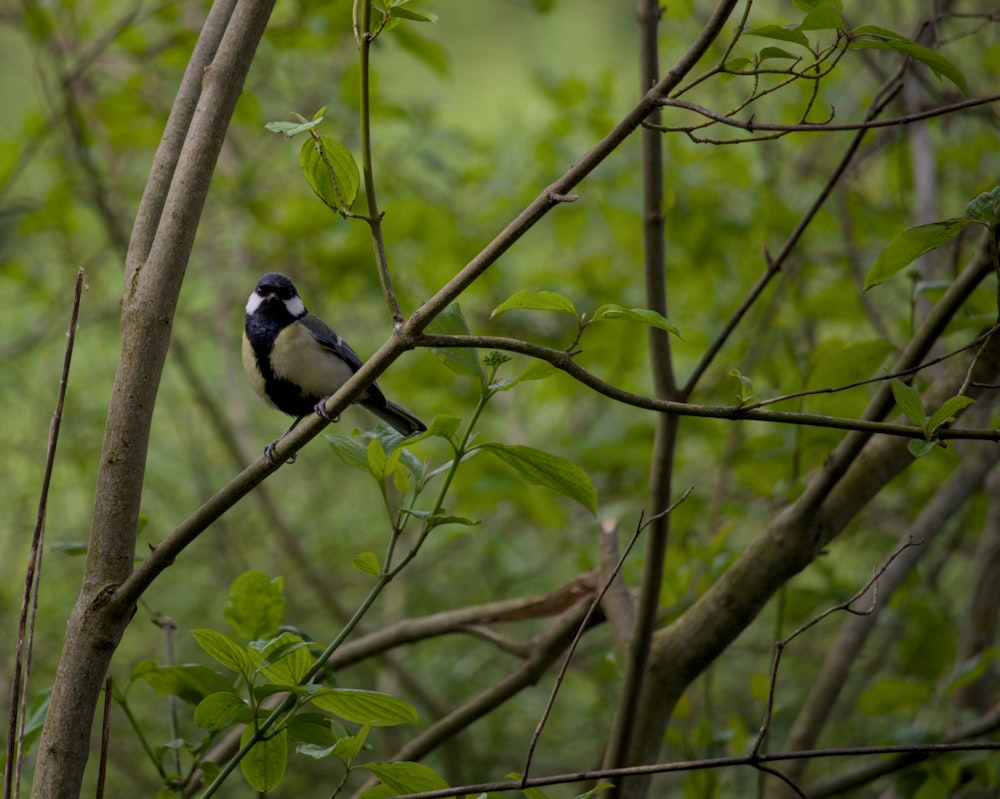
[{"x1": 242, "y1": 272, "x2": 426, "y2": 462}]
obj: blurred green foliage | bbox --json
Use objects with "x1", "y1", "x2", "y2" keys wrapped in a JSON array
[{"x1": 2, "y1": 0, "x2": 1000, "y2": 797}]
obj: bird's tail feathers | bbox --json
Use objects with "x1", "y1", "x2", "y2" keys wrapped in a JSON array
[{"x1": 361, "y1": 399, "x2": 427, "y2": 437}]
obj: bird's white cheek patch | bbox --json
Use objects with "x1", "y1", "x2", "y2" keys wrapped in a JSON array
[
  {"x1": 246, "y1": 292, "x2": 264, "y2": 314},
  {"x1": 284, "y1": 296, "x2": 306, "y2": 317}
]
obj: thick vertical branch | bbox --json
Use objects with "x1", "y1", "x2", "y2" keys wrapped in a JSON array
[
  {"x1": 604, "y1": 0, "x2": 679, "y2": 783},
  {"x1": 29, "y1": 2, "x2": 275, "y2": 797}
]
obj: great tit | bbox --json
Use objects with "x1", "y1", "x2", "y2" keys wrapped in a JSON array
[{"x1": 242, "y1": 272, "x2": 426, "y2": 461}]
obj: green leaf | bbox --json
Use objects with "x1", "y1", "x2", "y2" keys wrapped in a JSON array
[
  {"x1": 927, "y1": 395, "x2": 975, "y2": 434},
  {"x1": 864, "y1": 219, "x2": 972, "y2": 289},
  {"x1": 723, "y1": 57, "x2": 751, "y2": 74},
  {"x1": 799, "y1": 2, "x2": 843, "y2": 31},
  {"x1": 193, "y1": 629, "x2": 253, "y2": 676},
  {"x1": 591, "y1": 304, "x2": 679, "y2": 336},
  {"x1": 332, "y1": 723, "x2": 370, "y2": 762},
  {"x1": 257, "y1": 632, "x2": 313, "y2": 686},
  {"x1": 265, "y1": 117, "x2": 323, "y2": 138},
  {"x1": 299, "y1": 135, "x2": 360, "y2": 213},
  {"x1": 425, "y1": 513, "x2": 481, "y2": 530},
  {"x1": 493, "y1": 359, "x2": 559, "y2": 392},
  {"x1": 352, "y1": 551, "x2": 382, "y2": 576},
  {"x1": 908, "y1": 439, "x2": 937, "y2": 458},
  {"x1": 394, "y1": 24, "x2": 448, "y2": 75},
  {"x1": 891, "y1": 378, "x2": 927, "y2": 428},
  {"x1": 491, "y1": 289, "x2": 578, "y2": 318},
  {"x1": 309, "y1": 688, "x2": 419, "y2": 726},
  {"x1": 224, "y1": 570, "x2": 286, "y2": 640},
  {"x1": 426, "y1": 413, "x2": 462, "y2": 439},
  {"x1": 391, "y1": 7, "x2": 438, "y2": 23},
  {"x1": 240, "y1": 724, "x2": 287, "y2": 792},
  {"x1": 791, "y1": 0, "x2": 841, "y2": 11},
  {"x1": 743, "y1": 25, "x2": 810, "y2": 48},
  {"x1": 966, "y1": 187, "x2": 1000, "y2": 222},
  {"x1": 849, "y1": 26, "x2": 968, "y2": 94},
  {"x1": 367, "y1": 437, "x2": 388, "y2": 479},
  {"x1": 729, "y1": 369, "x2": 753, "y2": 404},
  {"x1": 426, "y1": 304, "x2": 485, "y2": 381},
  {"x1": 287, "y1": 713, "x2": 345, "y2": 747},
  {"x1": 325, "y1": 434, "x2": 371, "y2": 472},
  {"x1": 758, "y1": 46, "x2": 800, "y2": 63},
  {"x1": 506, "y1": 773, "x2": 549, "y2": 799},
  {"x1": 479, "y1": 443, "x2": 597, "y2": 515},
  {"x1": 136, "y1": 664, "x2": 235, "y2": 706},
  {"x1": 573, "y1": 784, "x2": 614, "y2": 799},
  {"x1": 361, "y1": 761, "x2": 449, "y2": 798},
  {"x1": 193, "y1": 691, "x2": 250, "y2": 731}
]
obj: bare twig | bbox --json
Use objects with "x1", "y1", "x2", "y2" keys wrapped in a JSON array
[
  {"x1": 95, "y1": 677, "x2": 113, "y2": 799},
  {"x1": 654, "y1": 93, "x2": 1000, "y2": 140},
  {"x1": 751, "y1": 538, "x2": 924, "y2": 757},
  {"x1": 523, "y1": 492, "x2": 693, "y2": 784},
  {"x1": 6, "y1": 268, "x2": 84, "y2": 799},
  {"x1": 347, "y1": 740, "x2": 1000, "y2": 799},
  {"x1": 416, "y1": 333, "x2": 1000, "y2": 442}
]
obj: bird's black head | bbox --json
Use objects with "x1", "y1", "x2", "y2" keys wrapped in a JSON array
[{"x1": 246, "y1": 272, "x2": 307, "y2": 321}]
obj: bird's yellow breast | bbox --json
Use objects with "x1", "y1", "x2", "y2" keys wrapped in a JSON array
[{"x1": 268, "y1": 321, "x2": 355, "y2": 399}]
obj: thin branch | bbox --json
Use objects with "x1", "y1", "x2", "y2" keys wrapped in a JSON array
[
  {"x1": 355, "y1": 0, "x2": 402, "y2": 325},
  {"x1": 95, "y1": 677, "x2": 112, "y2": 799},
  {"x1": 6, "y1": 268, "x2": 84, "y2": 799},
  {"x1": 415, "y1": 333, "x2": 1000, "y2": 442},
  {"x1": 654, "y1": 93, "x2": 1000, "y2": 138},
  {"x1": 358, "y1": 741, "x2": 1000, "y2": 799},
  {"x1": 743, "y1": 323, "x2": 1000, "y2": 411},
  {"x1": 751, "y1": 538, "x2": 924, "y2": 757},
  {"x1": 605, "y1": 0, "x2": 679, "y2": 781},
  {"x1": 523, "y1": 491, "x2": 693, "y2": 784}
]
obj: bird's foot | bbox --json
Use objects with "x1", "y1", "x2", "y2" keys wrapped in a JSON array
[
  {"x1": 264, "y1": 440, "x2": 296, "y2": 465},
  {"x1": 314, "y1": 398, "x2": 341, "y2": 424}
]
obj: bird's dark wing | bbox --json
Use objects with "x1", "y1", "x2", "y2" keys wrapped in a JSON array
[{"x1": 298, "y1": 313, "x2": 388, "y2": 404}]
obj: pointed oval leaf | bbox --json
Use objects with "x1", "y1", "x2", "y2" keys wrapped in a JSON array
[
  {"x1": 310, "y1": 688, "x2": 418, "y2": 726},
  {"x1": 192, "y1": 629, "x2": 253, "y2": 676},
  {"x1": 258, "y1": 633, "x2": 313, "y2": 686},
  {"x1": 265, "y1": 117, "x2": 324, "y2": 138},
  {"x1": 352, "y1": 551, "x2": 382, "y2": 576},
  {"x1": 224, "y1": 570, "x2": 285, "y2": 640},
  {"x1": 591, "y1": 304, "x2": 679, "y2": 336},
  {"x1": 799, "y1": 3, "x2": 843, "y2": 31},
  {"x1": 494, "y1": 359, "x2": 559, "y2": 392},
  {"x1": 193, "y1": 691, "x2": 250, "y2": 731},
  {"x1": 890, "y1": 378, "x2": 927, "y2": 428},
  {"x1": 240, "y1": 724, "x2": 287, "y2": 792},
  {"x1": 927, "y1": 395, "x2": 975, "y2": 434},
  {"x1": 743, "y1": 24, "x2": 810, "y2": 48},
  {"x1": 361, "y1": 761, "x2": 449, "y2": 798},
  {"x1": 299, "y1": 135, "x2": 360, "y2": 212},
  {"x1": 479, "y1": 443, "x2": 597, "y2": 515},
  {"x1": 491, "y1": 290, "x2": 578, "y2": 318},
  {"x1": 325, "y1": 434, "x2": 371, "y2": 472},
  {"x1": 864, "y1": 219, "x2": 972, "y2": 290},
  {"x1": 849, "y1": 26, "x2": 968, "y2": 94},
  {"x1": 426, "y1": 304, "x2": 485, "y2": 381},
  {"x1": 137, "y1": 664, "x2": 235, "y2": 706}
]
